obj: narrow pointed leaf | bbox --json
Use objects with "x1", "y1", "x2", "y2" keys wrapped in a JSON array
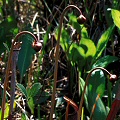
[
  {"x1": 92, "y1": 55, "x2": 119, "y2": 68},
  {"x1": 111, "y1": 9, "x2": 120, "y2": 29},
  {"x1": 94, "y1": 25, "x2": 114, "y2": 60}
]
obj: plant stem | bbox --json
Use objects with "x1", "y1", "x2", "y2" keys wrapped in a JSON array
[
  {"x1": 9, "y1": 49, "x2": 19, "y2": 116},
  {"x1": 1, "y1": 31, "x2": 38, "y2": 120},
  {"x1": 50, "y1": 5, "x2": 83, "y2": 120},
  {"x1": 77, "y1": 67, "x2": 113, "y2": 120}
]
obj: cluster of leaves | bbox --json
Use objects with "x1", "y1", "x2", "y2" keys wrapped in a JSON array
[{"x1": 0, "y1": 0, "x2": 120, "y2": 120}]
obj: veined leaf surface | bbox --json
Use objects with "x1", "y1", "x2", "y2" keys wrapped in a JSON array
[{"x1": 17, "y1": 34, "x2": 35, "y2": 80}]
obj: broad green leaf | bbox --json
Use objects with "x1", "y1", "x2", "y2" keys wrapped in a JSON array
[
  {"x1": 16, "y1": 83, "x2": 28, "y2": 98},
  {"x1": 87, "y1": 70, "x2": 107, "y2": 120},
  {"x1": 69, "y1": 38, "x2": 96, "y2": 70},
  {"x1": 27, "y1": 83, "x2": 42, "y2": 98},
  {"x1": 92, "y1": 55, "x2": 119, "y2": 68},
  {"x1": 88, "y1": 70, "x2": 105, "y2": 96},
  {"x1": 17, "y1": 34, "x2": 35, "y2": 80},
  {"x1": 80, "y1": 38, "x2": 96, "y2": 58},
  {"x1": 79, "y1": 38, "x2": 96, "y2": 69},
  {"x1": 69, "y1": 43, "x2": 85, "y2": 69},
  {"x1": 28, "y1": 98, "x2": 35, "y2": 114},
  {"x1": 111, "y1": 9, "x2": 120, "y2": 29},
  {"x1": 92, "y1": 98, "x2": 107, "y2": 120},
  {"x1": 94, "y1": 25, "x2": 114, "y2": 60}
]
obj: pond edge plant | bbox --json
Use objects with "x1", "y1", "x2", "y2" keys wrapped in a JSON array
[
  {"x1": 1, "y1": 31, "x2": 41, "y2": 120},
  {"x1": 49, "y1": 5, "x2": 86, "y2": 120}
]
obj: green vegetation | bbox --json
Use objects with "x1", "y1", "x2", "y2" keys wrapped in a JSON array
[{"x1": 0, "y1": 0, "x2": 120, "y2": 120}]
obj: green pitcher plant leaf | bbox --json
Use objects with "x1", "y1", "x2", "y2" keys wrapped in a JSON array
[
  {"x1": 88, "y1": 70, "x2": 105, "y2": 96},
  {"x1": 92, "y1": 98, "x2": 107, "y2": 120},
  {"x1": 87, "y1": 70, "x2": 107, "y2": 120},
  {"x1": 17, "y1": 34, "x2": 36, "y2": 80},
  {"x1": 94, "y1": 25, "x2": 115, "y2": 60},
  {"x1": 111, "y1": 9, "x2": 120, "y2": 29},
  {"x1": 69, "y1": 43, "x2": 85, "y2": 69},
  {"x1": 80, "y1": 38, "x2": 96, "y2": 59}
]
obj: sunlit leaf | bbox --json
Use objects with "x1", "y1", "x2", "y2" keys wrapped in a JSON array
[
  {"x1": 69, "y1": 43, "x2": 85, "y2": 69},
  {"x1": 0, "y1": 103, "x2": 12, "y2": 119},
  {"x1": 4, "y1": 103, "x2": 10, "y2": 118},
  {"x1": 80, "y1": 38, "x2": 96, "y2": 58},
  {"x1": 94, "y1": 25, "x2": 114, "y2": 60},
  {"x1": 111, "y1": 9, "x2": 120, "y2": 29}
]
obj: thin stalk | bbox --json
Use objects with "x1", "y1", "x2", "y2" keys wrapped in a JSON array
[
  {"x1": 9, "y1": 49, "x2": 19, "y2": 116},
  {"x1": 1, "y1": 31, "x2": 38, "y2": 120},
  {"x1": 38, "y1": 104, "x2": 41, "y2": 120},
  {"x1": 50, "y1": 5, "x2": 83, "y2": 120}
]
